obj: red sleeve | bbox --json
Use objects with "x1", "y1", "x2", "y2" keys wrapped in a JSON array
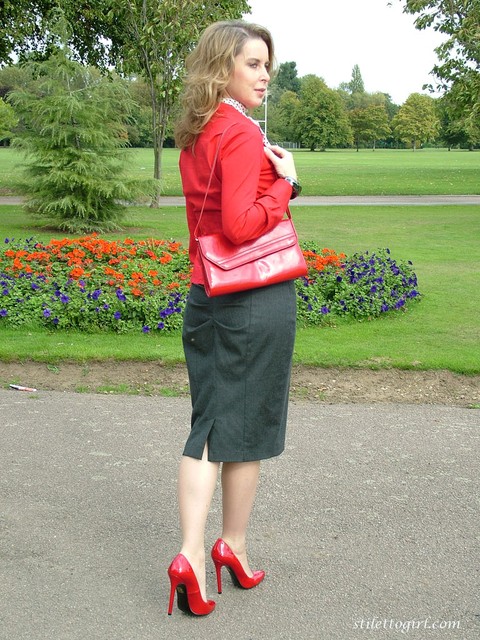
[{"x1": 219, "y1": 122, "x2": 292, "y2": 245}]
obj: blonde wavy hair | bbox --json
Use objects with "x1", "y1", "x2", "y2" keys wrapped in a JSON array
[{"x1": 175, "y1": 20, "x2": 276, "y2": 150}]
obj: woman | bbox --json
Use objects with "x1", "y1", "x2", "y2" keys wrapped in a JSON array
[{"x1": 167, "y1": 20, "x2": 301, "y2": 616}]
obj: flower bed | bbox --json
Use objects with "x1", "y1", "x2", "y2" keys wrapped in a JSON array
[
  {"x1": 296, "y1": 241, "x2": 421, "y2": 325},
  {"x1": 0, "y1": 235, "x2": 421, "y2": 333}
]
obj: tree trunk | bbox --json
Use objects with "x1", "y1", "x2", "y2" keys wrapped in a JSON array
[{"x1": 149, "y1": 93, "x2": 168, "y2": 208}]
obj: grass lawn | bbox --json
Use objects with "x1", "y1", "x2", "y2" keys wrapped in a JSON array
[
  {"x1": 0, "y1": 146, "x2": 479, "y2": 196},
  {"x1": 1, "y1": 203, "x2": 478, "y2": 374}
]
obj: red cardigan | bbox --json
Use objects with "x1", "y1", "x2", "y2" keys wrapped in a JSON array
[{"x1": 180, "y1": 103, "x2": 293, "y2": 285}]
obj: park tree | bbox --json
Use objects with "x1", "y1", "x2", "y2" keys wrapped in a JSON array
[
  {"x1": 107, "y1": 0, "x2": 250, "y2": 205},
  {"x1": 392, "y1": 92, "x2": 440, "y2": 149},
  {"x1": 293, "y1": 75, "x2": 353, "y2": 151},
  {"x1": 348, "y1": 64, "x2": 366, "y2": 94},
  {"x1": 398, "y1": 0, "x2": 480, "y2": 147},
  {"x1": 338, "y1": 64, "x2": 367, "y2": 109},
  {"x1": 349, "y1": 101, "x2": 391, "y2": 150},
  {"x1": 274, "y1": 61, "x2": 301, "y2": 94},
  {"x1": 8, "y1": 26, "x2": 152, "y2": 233},
  {"x1": 0, "y1": 99, "x2": 18, "y2": 142},
  {"x1": 276, "y1": 90, "x2": 301, "y2": 143},
  {"x1": 438, "y1": 87, "x2": 480, "y2": 148}
]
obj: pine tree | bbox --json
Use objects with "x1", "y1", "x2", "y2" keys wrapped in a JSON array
[{"x1": 8, "y1": 30, "x2": 152, "y2": 232}]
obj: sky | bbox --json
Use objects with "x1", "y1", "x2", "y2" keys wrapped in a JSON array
[{"x1": 244, "y1": 0, "x2": 445, "y2": 104}]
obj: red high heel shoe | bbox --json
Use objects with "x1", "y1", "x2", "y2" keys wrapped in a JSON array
[
  {"x1": 211, "y1": 539, "x2": 265, "y2": 594},
  {"x1": 167, "y1": 554, "x2": 216, "y2": 616}
]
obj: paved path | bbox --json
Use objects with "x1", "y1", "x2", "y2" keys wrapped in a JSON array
[
  {"x1": 1, "y1": 388, "x2": 478, "y2": 639},
  {"x1": 1, "y1": 195, "x2": 479, "y2": 207}
]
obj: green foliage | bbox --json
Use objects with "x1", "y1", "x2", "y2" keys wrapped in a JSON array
[
  {"x1": 349, "y1": 102, "x2": 391, "y2": 150},
  {"x1": 348, "y1": 64, "x2": 366, "y2": 94},
  {"x1": 392, "y1": 93, "x2": 440, "y2": 149},
  {"x1": 0, "y1": 0, "x2": 114, "y2": 65},
  {"x1": 274, "y1": 61, "x2": 301, "y2": 94},
  {"x1": 0, "y1": 99, "x2": 18, "y2": 141},
  {"x1": 8, "y1": 41, "x2": 154, "y2": 233},
  {"x1": 401, "y1": 0, "x2": 480, "y2": 148},
  {"x1": 294, "y1": 76, "x2": 353, "y2": 150}
]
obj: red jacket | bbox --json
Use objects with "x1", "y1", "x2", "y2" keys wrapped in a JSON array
[{"x1": 180, "y1": 103, "x2": 292, "y2": 285}]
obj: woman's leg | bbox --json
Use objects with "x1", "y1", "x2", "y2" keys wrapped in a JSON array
[
  {"x1": 220, "y1": 460, "x2": 261, "y2": 575},
  {"x1": 178, "y1": 445, "x2": 220, "y2": 599}
]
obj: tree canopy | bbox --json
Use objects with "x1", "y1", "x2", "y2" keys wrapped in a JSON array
[
  {"x1": 293, "y1": 75, "x2": 353, "y2": 150},
  {"x1": 392, "y1": 92, "x2": 440, "y2": 149},
  {"x1": 399, "y1": 0, "x2": 480, "y2": 146}
]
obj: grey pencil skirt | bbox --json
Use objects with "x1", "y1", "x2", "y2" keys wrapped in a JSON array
[{"x1": 182, "y1": 280, "x2": 297, "y2": 462}]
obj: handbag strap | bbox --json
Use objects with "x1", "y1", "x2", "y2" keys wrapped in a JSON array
[
  {"x1": 194, "y1": 126, "x2": 293, "y2": 241},
  {"x1": 194, "y1": 127, "x2": 230, "y2": 241}
]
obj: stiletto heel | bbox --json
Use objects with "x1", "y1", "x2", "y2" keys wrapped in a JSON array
[
  {"x1": 211, "y1": 538, "x2": 265, "y2": 594},
  {"x1": 167, "y1": 554, "x2": 216, "y2": 616}
]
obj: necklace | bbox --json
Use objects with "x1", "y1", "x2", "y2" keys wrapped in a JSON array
[{"x1": 221, "y1": 97, "x2": 269, "y2": 145}]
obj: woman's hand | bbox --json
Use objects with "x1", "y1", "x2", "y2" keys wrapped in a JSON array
[{"x1": 264, "y1": 144, "x2": 297, "y2": 180}]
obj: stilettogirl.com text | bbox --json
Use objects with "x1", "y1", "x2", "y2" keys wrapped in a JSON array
[{"x1": 354, "y1": 617, "x2": 460, "y2": 633}]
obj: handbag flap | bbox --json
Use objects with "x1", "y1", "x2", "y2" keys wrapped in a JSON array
[{"x1": 197, "y1": 219, "x2": 298, "y2": 271}]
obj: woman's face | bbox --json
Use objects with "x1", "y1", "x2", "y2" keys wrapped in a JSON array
[{"x1": 225, "y1": 37, "x2": 270, "y2": 110}]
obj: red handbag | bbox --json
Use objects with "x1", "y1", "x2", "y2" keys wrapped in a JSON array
[
  {"x1": 194, "y1": 130, "x2": 307, "y2": 297},
  {"x1": 197, "y1": 212, "x2": 307, "y2": 297}
]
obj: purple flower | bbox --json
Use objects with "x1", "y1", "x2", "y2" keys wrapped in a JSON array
[
  {"x1": 0, "y1": 309, "x2": 7, "y2": 317},
  {"x1": 60, "y1": 293, "x2": 70, "y2": 304},
  {"x1": 321, "y1": 306, "x2": 330, "y2": 314},
  {"x1": 116, "y1": 289, "x2": 127, "y2": 302},
  {"x1": 43, "y1": 309, "x2": 52, "y2": 318},
  {"x1": 157, "y1": 321, "x2": 165, "y2": 330},
  {"x1": 114, "y1": 311, "x2": 121, "y2": 320},
  {"x1": 142, "y1": 325, "x2": 150, "y2": 333}
]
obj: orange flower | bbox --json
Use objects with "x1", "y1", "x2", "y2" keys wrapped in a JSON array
[{"x1": 70, "y1": 267, "x2": 85, "y2": 279}]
